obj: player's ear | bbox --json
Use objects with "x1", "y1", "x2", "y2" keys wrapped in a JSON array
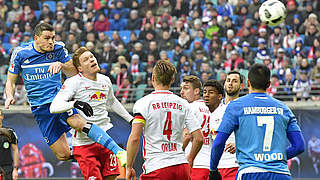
[
  {"x1": 194, "y1": 88, "x2": 200, "y2": 96},
  {"x1": 77, "y1": 66, "x2": 82, "y2": 72}
]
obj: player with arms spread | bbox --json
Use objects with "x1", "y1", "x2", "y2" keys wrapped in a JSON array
[
  {"x1": 126, "y1": 60, "x2": 204, "y2": 180},
  {"x1": 5, "y1": 23, "x2": 128, "y2": 163},
  {"x1": 209, "y1": 64, "x2": 305, "y2": 180},
  {"x1": 180, "y1": 75, "x2": 212, "y2": 180},
  {"x1": 50, "y1": 47, "x2": 132, "y2": 180},
  {"x1": 209, "y1": 71, "x2": 244, "y2": 180}
]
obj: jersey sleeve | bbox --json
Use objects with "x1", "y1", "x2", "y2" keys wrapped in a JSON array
[
  {"x1": 8, "y1": 47, "x2": 22, "y2": 74},
  {"x1": 132, "y1": 99, "x2": 147, "y2": 125},
  {"x1": 8, "y1": 128, "x2": 18, "y2": 144},
  {"x1": 106, "y1": 77, "x2": 116, "y2": 106},
  {"x1": 217, "y1": 102, "x2": 239, "y2": 134},
  {"x1": 185, "y1": 103, "x2": 201, "y2": 133},
  {"x1": 55, "y1": 41, "x2": 71, "y2": 63},
  {"x1": 50, "y1": 77, "x2": 77, "y2": 113},
  {"x1": 285, "y1": 107, "x2": 301, "y2": 132}
]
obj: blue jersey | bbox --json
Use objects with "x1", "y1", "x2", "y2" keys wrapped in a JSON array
[
  {"x1": 8, "y1": 41, "x2": 71, "y2": 106},
  {"x1": 218, "y1": 92, "x2": 301, "y2": 174}
]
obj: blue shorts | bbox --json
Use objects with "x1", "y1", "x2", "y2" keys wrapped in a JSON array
[
  {"x1": 31, "y1": 103, "x2": 77, "y2": 146},
  {"x1": 236, "y1": 172, "x2": 292, "y2": 180}
]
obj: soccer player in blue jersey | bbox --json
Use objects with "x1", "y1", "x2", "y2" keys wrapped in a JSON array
[
  {"x1": 209, "y1": 64, "x2": 305, "y2": 180},
  {"x1": 4, "y1": 23, "x2": 128, "y2": 163}
]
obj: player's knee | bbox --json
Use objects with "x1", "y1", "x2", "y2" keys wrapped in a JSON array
[
  {"x1": 67, "y1": 114, "x2": 86, "y2": 131},
  {"x1": 55, "y1": 151, "x2": 71, "y2": 161}
]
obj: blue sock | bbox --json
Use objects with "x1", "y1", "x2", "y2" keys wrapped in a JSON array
[{"x1": 87, "y1": 124, "x2": 123, "y2": 154}]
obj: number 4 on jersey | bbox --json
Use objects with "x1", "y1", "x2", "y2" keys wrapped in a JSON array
[{"x1": 163, "y1": 111, "x2": 172, "y2": 141}]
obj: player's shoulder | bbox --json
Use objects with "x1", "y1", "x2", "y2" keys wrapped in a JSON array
[
  {"x1": 97, "y1": 73, "x2": 112, "y2": 83},
  {"x1": 12, "y1": 42, "x2": 33, "y2": 57},
  {"x1": 55, "y1": 41, "x2": 66, "y2": 49}
]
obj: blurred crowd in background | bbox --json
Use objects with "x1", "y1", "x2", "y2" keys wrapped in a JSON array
[{"x1": 0, "y1": 0, "x2": 320, "y2": 104}]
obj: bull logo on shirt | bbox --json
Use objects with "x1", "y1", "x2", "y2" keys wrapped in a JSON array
[
  {"x1": 211, "y1": 128, "x2": 217, "y2": 140},
  {"x1": 89, "y1": 91, "x2": 106, "y2": 101}
]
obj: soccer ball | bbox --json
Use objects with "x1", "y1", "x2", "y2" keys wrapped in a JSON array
[{"x1": 259, "y1": 0, "x2": 286, "y2": 26}]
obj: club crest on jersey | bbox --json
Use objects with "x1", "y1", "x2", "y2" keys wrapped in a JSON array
[
  {"x1": 89, "y1": 91, "x2": 106, "y2": 101},
  {"x1": 46, "y1": 52, "x2": 55, "y2": 60}
]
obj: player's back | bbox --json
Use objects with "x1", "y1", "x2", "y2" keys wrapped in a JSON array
[
  {"x1": 133, "y1": 90, "x2": 200, "y2": 174},
  {"x1": 222, "y1": 93, "x2": 300, "y2": 174},
  {"x1": 9, "y1": 41, "x2": 71, "y2": 106}
]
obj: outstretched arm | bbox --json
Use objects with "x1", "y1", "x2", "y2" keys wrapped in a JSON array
[
  {"x1": 5, "y1": 72, "x2": 18, "y2": 109},
  {"x1": 110, "y1": 98, "x2": 133, "y2": 123},
  {"x1": 210, "y1": 132, "x2": 230, "y2": 170}
]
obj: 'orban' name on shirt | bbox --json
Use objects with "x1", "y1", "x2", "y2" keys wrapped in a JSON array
[{"x1": 243, "y1": 107, "x2": 283, "y2": 115}]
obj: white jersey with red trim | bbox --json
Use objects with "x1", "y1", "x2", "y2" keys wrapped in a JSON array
[
  {"x1": 185, "y1": 99, "x2": 212, "y2": 169},
  {"x1": 132, "y1": 90, "x2": 201, "y2": 174},
  {"x1": 210, "y1": 99, "x2": 239, "y2": 169},
  {"x1": 54, "y1": 73, "x2": 116, "y2": 146}
]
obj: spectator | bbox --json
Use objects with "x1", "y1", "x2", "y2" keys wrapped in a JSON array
[
  {"x1": 95, "y1": 32, "x2": 110, "y2": 55},
  {"x1": 146, "y1": 41, "x2": 159, "y2": 61},
  {"x1": 53, "y1": 11, "x2": 67, "y2": 31},
  {"x1": 285, "y1": 0, "x2": 298, "y2": 28},
  {"x1": 283, "y1": 29, "x2": 299, "y2": 49},
  {"x1": 267, "y1": 74, "x2": 280, "y2": 97},
  {"x1": 6, "y1": 1, "x2": 22, "y2": 23},
  {"x1": 39, "y1": 4, "x2": 54, "y2": 21},
  {"x1": 311, "y1": 73, "x2": 320, "y2": 101},
  {"x1": 141, "y1": 10, "x2": 155, "y2": 30},
  {"x1": 174, "y1": 61, "x2": 197, "y2": 86},
  {"x1": 241, "y1": 41, "x2": 254, "y2": 68},
  {"x1": 9, "y1": 24, "x2": 22, "y2": 44},
  {"x1": 126, "y1": 31, "x2": 139, "y2": 53},
  {"x1": 177, "y1": 30, "x2": 191, "y2": 50},
  {"x1": 94, "y1": 13, "x2": 110, "y2": 32},
  {"x1": 218, "y1": 71, "x2": 227, "y2": 85},
  {"x1": 312, "y1": 58, "x2": 320, "y2": 81},
  {"x1": 205, "y1": 16, "x2": 222, "y2": 40},
  {"x1": 234, "y1": 5, "x2": 251, "y2": 28},
  {"x1": 159, "y1": 50, "x2": 170, "y2": 61},
  {"x1": 224, "y1": 50, "x2": 245, "y2": 71},
  {"x1": 192, "y1": 50, "x2": 208, "y2": 72},
  {"x1": 296, "y1": 58, "x2": 313, "y2": 80},
  {"x1": 126, "y1": 10, "x2": 141, "y2": 30},
  {"x1": 262, "y1": 55, "x2": 273, "y2": 70},
  {"x1": 65, "y1": 11, "x2": 84, "y2": 32},
  {"x1": 116, "y1": 77, "x2": 132, "y2": 104},
  {"x1": 293, "y1": 70, "x2": 312, "y2": 101},
  {"x1": 156, "y1": 0, "x2": 172, "y2": 16},
  {"x1": 212, "y1": 53, "x2": 225, "y2": 73},
  {"x1": 274, "y1": 48, "x2": 290, "y2": 70},
  {"x1": 176, "y1": 55, "x2": 189, "y2": 73},
  {"x1": 20, "y1": 4, "x2": 35, "y2": 22},
  {"x1": 0, "y1": 28, "x2": 9, "y2": 44},
  {"x1": 115, "y1": 64, "x2": 133, "y2": 102},
  {"x1": 279, "y1": 69, "x2": 296, "y2": 101},
  {"x1": 189, "y1": 18, "x2": 202, "y2": 39},
  {"x1": 237, "y1": 19, "x2": 256, "y2": 38},
  {"x1": 255, "y1": 38, "x2": 269, "y2": 61},
  {"x1": 132, "y1": 42, "x2": 147, "y2": 62},
  {"x1": 269, "y1": 26, "x2": 284, "y2": 48},
  {"x1": 69, "y1": 22, "x2": 82, "y2": 43},
  {"x1": 110, "y1": 11, "x2": 127, "y2": 31},
  {"x1": 158, "y1": 30, "x2": 175, "y2": 51},
  {"x1": 172, "y1": 44, "x2": 186, "y2": 62},
  {"x1": 100, "y1": 42, "x2": 116, "y2": 65},
  {"x1": 304, "y1": 23, "x2": 320, "y2": 47},
  {"x1": 277, "y1": 58, "x2": 296, "y2": 83},
  {"x1": 171, "y1": 19, "x2": 186, "y2": 39},
  {"x1": 112, "y1": 55, "x2": 130, "y2": 76},
  {"x1": 209, "y1": 38, "x2": 222, "y2": 59},
  {"x1": 110, "y1": 0, "x2": 129, "y2": 18},
  {"x1": 110, "y1": 31, "x2": 125, "y2": 50},
  {"x1": 129, "y1": 54, "x2": 144, "y2": 76}
]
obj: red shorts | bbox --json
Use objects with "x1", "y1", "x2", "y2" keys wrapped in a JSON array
[
  {"x1": 73, "y1": 143, "x2": 120, "y2": 179},
  {"x1": 140, "y1": 163, "x2": 191, "y2": 180},
  {"x1": 218, "y1": 167, "x2": 238, "y2": 180},
  {"x1": 190, "y1": 168, "x2": 209, "y2": 180}
]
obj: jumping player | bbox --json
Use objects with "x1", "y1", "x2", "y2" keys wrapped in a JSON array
[
  {"x1": 209, "y1": 64, "x2": 305, "y2": 180},
  {"x1": 126, "y1": 60, "x2": 204, "y2": 180},
  {"x1": 5, "y1": 23, "x2": 128, "y2": 163},
  {"x1": 180, "y1": 75, "x2": 212, "y2": 180},
  {"x1": 50, "y1": 47, "x2": 132, "y2": 179}
]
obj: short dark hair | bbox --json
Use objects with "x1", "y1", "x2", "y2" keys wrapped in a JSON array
[
  {"x1": 227, "y1": 71, "x2": 244, "y2": 83},
  {"x1": 34, "y1": 22, "x2": 54, "y2": 37},
  {"x1": 203, "y1": 80, "x2": 224, "y2": 95},
  {"x1": 248, "y1": 64, "x2": 270, "y2": 90}
]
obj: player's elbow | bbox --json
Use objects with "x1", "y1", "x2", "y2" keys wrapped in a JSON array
[{"x1": 297, "y1": 143, "x2": 305, "y2": 155}]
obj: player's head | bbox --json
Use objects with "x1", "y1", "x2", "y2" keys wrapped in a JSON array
[
  {"x1": 224, "y1": 71, "x2": 244, "y2": 97},
  {"x1": 248, "y1": 63, "x2": 270, "y2": 91},
  {"x1": 152, "y1": 60, "x2": 176, "y2": 88},
  {"x1": 180, "y1": 75, "x2": 202, "y2": 103},
  {"x1": 73, "y1": 47, "x2": 100, "y2": 74},
  {"x1": 34, "y1": 22, "x2": 55, "y2": 52},
  {"x1": 203, "y1": 80, "x2": 224, "y2": 112}
]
